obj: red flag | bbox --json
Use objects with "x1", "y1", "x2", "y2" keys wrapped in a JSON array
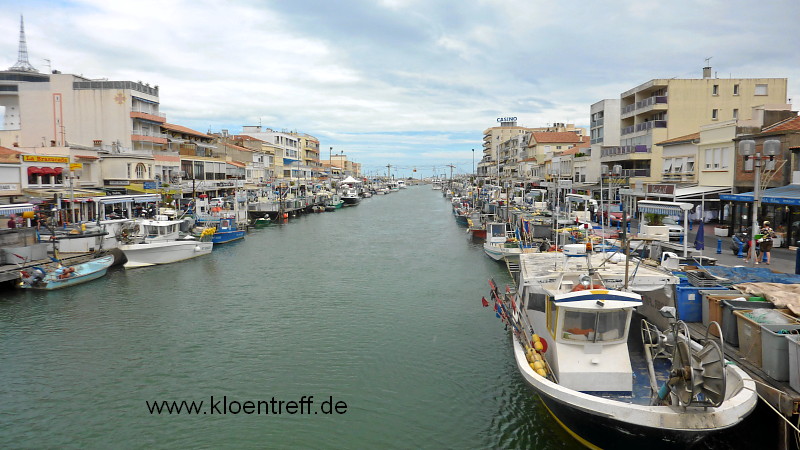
[
  {"x1": 511, "y1": 299, "x2": 517, "y2": 311},
  {"x1": 481, "y1": 297, "x2": 489, "y2": 307}
]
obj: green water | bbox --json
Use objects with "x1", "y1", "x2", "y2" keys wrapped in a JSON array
[{"x1": 1, "y1": 186, "x2": 581, "y2": 449}]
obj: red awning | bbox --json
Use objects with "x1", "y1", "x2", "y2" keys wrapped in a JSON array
[
  {"x1": 39, "y1": 167, "x2": 57, "y2": 175},
  {"x1": 27, "y1": 166, "x2": 41, "y2": 175},
  {"x1": 53, "y1": 167, "x2": 64, "y2": 174}
]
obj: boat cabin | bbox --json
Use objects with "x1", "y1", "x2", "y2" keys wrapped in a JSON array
[
  {"x1": 537, "y1": 277, "x2": 642, "y2": 393},
  {"x1": 486, "y1": 222, "x2": 510, "y2": 245}
]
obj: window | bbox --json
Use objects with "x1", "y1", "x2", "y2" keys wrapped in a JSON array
[
  {"x1": 755, "y1": 84, "x2": 768, "y2": 95},
  {"x1": 733, "y1": 109, "x2": 739, "y2": 120},
  {"x1": 663, "y1": 159, "x2": 672, "y2": 173},
  {"x1": 561, "y1": 309, "x2": 628, "y2": 342},
  {"x1": 686, "y1": 157, "x2": 695, "y2": 172},
  {"x1": 135, "y1": 163, "x2": 147, "y2": 179},
  {"x1": 712, "y1": 84, "x2": 719, "y2": 95},
  {"x1": 733, "y1": 84, "x2": 740, "y2": 95},
  {"x1": 712, "y1": 109, "x2": 718, "y2": 120},
  {"x1": 126, "y1": 163, "x2": 132, "y2": 179}
]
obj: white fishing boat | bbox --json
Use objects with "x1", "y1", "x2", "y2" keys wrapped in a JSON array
[
  {"x1": 431, "y1": 180, "x2": 442, "y2": 190},
  {"x1": 341, "y1": 188, "x2": 361, "y2": 205},
  {"x1": 486, "y1": 256, "x2": 758, "y2": 448},
  {"x1": 482, "y1": 222, "x2": 538, "y2": 261},
  {"x1": 117, "y1": 217, "x2": 213, "y2": 268}
]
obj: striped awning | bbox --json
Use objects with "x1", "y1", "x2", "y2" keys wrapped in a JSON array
[
  {"x1": 637, "y1": 200, "x2": 694, "y2": 216},
  {"x1": 0, "y1": 203, "x2": 35, "y2": 215},
  {"x1": 94, "y1": 194, "x2": 161, "y2": 205}
]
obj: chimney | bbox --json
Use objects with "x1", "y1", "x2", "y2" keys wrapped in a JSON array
[{"x1": 702, "y1": 66, "x2": 712, "y2": 79}]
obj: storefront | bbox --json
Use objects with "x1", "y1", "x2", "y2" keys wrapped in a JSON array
[
  {"x1": 643, "y1": 184, "x2": 733, "y2": 223},
  {"x1": 720, "y1": 184, "x2": 800, "y2": 248}
]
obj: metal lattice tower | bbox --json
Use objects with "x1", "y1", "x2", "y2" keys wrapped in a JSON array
[{"x1": 9, "y1": 15, "x2": 37, "y2": 72}]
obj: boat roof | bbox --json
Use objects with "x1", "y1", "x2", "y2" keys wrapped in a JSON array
[{"x1": 554, "y1": 289, "x2": 643, "y2": 309}]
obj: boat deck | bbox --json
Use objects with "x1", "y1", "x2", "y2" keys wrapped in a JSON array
[{"x1": 581, "y1": 330, "x2": 673, "y2": 406}]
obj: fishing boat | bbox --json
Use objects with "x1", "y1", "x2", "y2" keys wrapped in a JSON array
[
  {"x1": 467, "y1": 212, "x2": 486, "y2": 239},
  {"x1": 196, "y1": 215, "x2": 246, "y2": 244},
  {"x1": 117, "y1": 217, "x2": 213, "y2": 268},
  {"x1": 341, "y1": 188, "x2": 361, "y2": 206},
  {"x1": 431, "y1": 180, "x2": 442, "y2": 190},
  {"x1": 252, "y1": 217, "x2": 272, "y2": 228},
  {"x1": 19, "y1": 254, "x2": 114, "y2": 290},
  {"x1": 486, "y1": 259, "x2": 758, "y2": 448},
  {"x1": 482, "y1": 222, "x2": 538, "y2": 261}
]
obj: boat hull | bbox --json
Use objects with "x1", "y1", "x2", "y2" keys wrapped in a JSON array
[
  {"x1": 211, "y1": 230, "x2": 246, "y2": 244},
  {"x1": 342, "y1": 197, "x2": 360, "y2": 205},
  {"x1": 510, "y1": 336, "x2": 757, "y2": 450},
  {"x1": 20, "y1": 255, "x2": 115, "y2": 290},
  {"x1": 120, "y1": 240, "x2": 213, "y2": 268}
]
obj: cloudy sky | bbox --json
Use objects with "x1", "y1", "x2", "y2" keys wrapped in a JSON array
[{"x1": 2, "y1": 0, "x2": 799, "y2": 177}]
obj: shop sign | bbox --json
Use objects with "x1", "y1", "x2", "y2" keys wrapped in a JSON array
[
  {"x1": 647, "y1": 183, "x2": 675, "y2": 195},
  {"x1": 0, "y1": 183, "x2": 19, "y2": 192},
  {"x1": 70, "y1": 163, "x2": 83, "y2": 171},
  {"x1": 107, "y1": 180, "x2": 130, "y2": 186},
  {"x1": 23, "y1": 155, "x2": 69, "y2": 163}
]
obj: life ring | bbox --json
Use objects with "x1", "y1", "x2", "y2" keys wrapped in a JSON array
[{"x1": 571, "y1": 284, "x2": 604, "y2": 292}]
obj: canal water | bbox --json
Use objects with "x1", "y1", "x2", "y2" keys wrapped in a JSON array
[{"x1": 1, "y1": 186, "x2": 582, "y2": 449}]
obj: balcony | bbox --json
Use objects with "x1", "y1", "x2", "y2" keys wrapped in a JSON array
[
  {"x1": 131, "y1": 134, "x2": 168, "y2": 145},
  {"x1": 601, "y1": 145, "x2": 650, "y2": 157},
  {"x1": 623, "y1": 168, "x2": 650, "y2": 178},
  {"x1": 621, "y1": 120, "x2": 667, "y2": 135},
  {"x1": 590, "y1": 118, "x2": 604, "y2": 128},
  {"x1": 590, "y1": 137, "x2": 603, "y2": 145},
  {"x1": 621, "y1": 104, "x2": 636, "y2": 115},
  {"x1": 130, "y1": 110, "x2": 166, "y2": 123},
  {"x1": 662, "y1": 171, "x2": 696, "y2": 183},
  {"x1": 634, "y1": 120, "x2": 667, "y2": 133},
  {"x1": 636, "y1": 95, "x2": 667, "y2": 110}
]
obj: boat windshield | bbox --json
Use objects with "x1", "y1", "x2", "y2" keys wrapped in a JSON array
[{"x1": 561, "y1": 308, "x2": 628, "y2": 343}]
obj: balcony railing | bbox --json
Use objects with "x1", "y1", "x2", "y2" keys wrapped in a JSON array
[
  {"x1": 621, "y1": 96, "x2": 667, "y2": 115},
  {"x1": 590, "y1": 137, "x2": 603, "y2": 145},
  {"x1": 634, "y1": 120, "x2": 667, "y2": 132},
  {"x1": 621, "y1": 125, "x2": 635, "y2": 135},
  {"x1": 601, "y1": 145, "x2": 651, "y2": 157},
  {"x1": 635, "y1": 95, "x2": 668, "y2": 110},
  {"x1": 590, "y1": 118, "x2": 604, "y2": 128},
  {"x1": 623, "y1": 168, "x2": 650, "y2": 178}
]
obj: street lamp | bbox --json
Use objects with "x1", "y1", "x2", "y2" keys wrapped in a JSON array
[
  {"x1": 738, "y1": 139, "x2": 780, "y2": 264},
  {"x1": 472, "y1": 148, "x2": 475, "y2": 177}
]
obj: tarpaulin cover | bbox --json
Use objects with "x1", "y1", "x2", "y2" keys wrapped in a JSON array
[{"x1": 704, "y1": 266, "x2": 800, "y2": 285}]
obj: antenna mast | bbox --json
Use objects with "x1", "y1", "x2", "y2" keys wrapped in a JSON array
[{"x1": 10, "y1": 15, "x2": 37, "y2": 72}]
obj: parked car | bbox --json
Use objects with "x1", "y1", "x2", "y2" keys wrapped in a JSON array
[{"x1": 662, "y1": 216, "x2": 684, "y2": 241}]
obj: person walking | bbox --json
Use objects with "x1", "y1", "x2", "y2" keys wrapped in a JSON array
[{"x1": 758, "y1": 221, "x2": 776, "y2": 265}]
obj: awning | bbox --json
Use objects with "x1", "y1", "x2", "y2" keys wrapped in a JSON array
[
  {"x1": 647, "y1": 185, "x2": 732, "y2": 200},
  {"x1": 39, "y1": 167, "x2": 57, "y2": 175},
  {"x1": 637, "y1": 200, "x2": 694, "y2": 216},
  {"x1": 94, "y1": 193, "x2": 160, "y2": 205},
  {"x1": 0, "y1": 203, "x2": 35, "y2": 215},
  {"x1": 720, "y1": 183, "x2": 800, "y2": 206},
  {"x1": 27, "y1": 166, "x2": 40, "y2": 175},
  {"x1": 675, "y1": 185, "x2": 731, "y2": 200}
]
